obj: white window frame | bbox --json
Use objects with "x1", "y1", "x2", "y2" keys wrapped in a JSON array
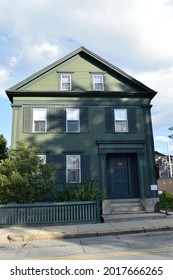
[
  {"x1": 66, "y1": 108, "x2": 80, "y2": 133},
  {"x1": 61, "y1": 74, "x2": 71, "y2": 90},
  {"x1": 93, "y1": 74, "x2": 104, "y2": 91},
  {"x1": 33, "y1": 108, "x2": 47, "y2": 133},
  {"x1": 66, "y1": 155, "x2": 81, "y2": 183},
  {"x1": 114, "y1": 109, "x2": 128, "y2": 132}
]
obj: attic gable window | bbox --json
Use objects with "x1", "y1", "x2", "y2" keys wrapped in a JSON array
[
  {"x1": 114, "y1": 109, "x2": 128, "y2": 132},
  {"x1": 33, "y1": 108, "x2": 47, "y2": 133},
  {"x1": 93, "y1": 74, "x2": 104, "y2": 91},
  {"x1": 61, "y1": 74, "x2": 71, "y2": 90}
]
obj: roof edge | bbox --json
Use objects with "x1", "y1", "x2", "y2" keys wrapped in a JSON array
[{"x1": 7, "y1": 46, "x2": 157, "y2": 94}]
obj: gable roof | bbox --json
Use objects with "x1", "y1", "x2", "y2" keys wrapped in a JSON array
[{"x1": 6, "y1": 46, "x2": 157, "y2": 101}]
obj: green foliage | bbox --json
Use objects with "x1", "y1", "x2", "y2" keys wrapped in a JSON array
[
  {"x1": 56, "y1": 180, "x2": 104, "y2": 202},
  {"x1": 0, "y1": 134, "x2": 8, "y2": 160},
  {"x1": 0, "y1": 141, "x2": 55, "y2": 204},
  {"x1": 157, "y1": 191, "x2": 173, "y2": 211}
]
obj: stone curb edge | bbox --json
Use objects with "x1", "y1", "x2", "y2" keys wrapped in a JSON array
[{"x1": 7, "y1": 226, "x2": 173, "y2": 243}]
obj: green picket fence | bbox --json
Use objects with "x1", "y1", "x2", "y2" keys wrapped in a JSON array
[{"x1": 0, "y1": 197, "x2": 101, "y2": 225}]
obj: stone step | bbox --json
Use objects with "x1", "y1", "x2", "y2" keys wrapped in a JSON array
[
  {"x1": 110, "y1": 198, "x2": 144, "y2": 213},
  {"x1": 111, "y1": 206, "x2": 144, "y2": 212},
  {"x1": 102, "y1": 213, "x2": 166, "y2": 223},
  {"x1": 111, "y1": 198, "x2": 140, "y2": 203}
]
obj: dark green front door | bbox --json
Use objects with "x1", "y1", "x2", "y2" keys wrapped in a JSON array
[{"x1": 107, "y1": 154, "x2": 139, "y2": 199}]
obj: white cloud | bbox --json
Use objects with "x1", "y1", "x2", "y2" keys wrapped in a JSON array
[
  {"x1": 1, "y1": 0, "x2": 173, "y2": 150},
  {"x1": 0, "y1": 67, "x2": 11, "y2": 97},
  {"x1": 133, "y1": 68, "x2": 173, "y2": 132},
  {"x1": 24, "y1": 43, "x2": 60, "y2": 64},
  {"x1": 154, "y1": 136, "x2": 170, "y2": 143}
]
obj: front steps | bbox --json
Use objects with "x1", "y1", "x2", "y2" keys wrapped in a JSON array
[
  {"x1": 102, "y1": 212, "x2": 166, "y2": 223},
  {"x1": 102, "y1": 198, "x2": 166, "y2": 223},
  {"x1": 111, "y1": 198, "x2": 144, "y2": 214}
]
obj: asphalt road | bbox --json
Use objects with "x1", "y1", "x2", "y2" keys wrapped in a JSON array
[{"x1": 1, "y1": 230, "x2": 173, "y2": 260}]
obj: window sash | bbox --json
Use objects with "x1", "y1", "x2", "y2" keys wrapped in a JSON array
[
  {"x1": 93, "y1": 75, "x2": 104, "y2": 91},
  {"x1": 38, "y1": 154, "x2": 46, "y2": 164},
  {"x1": 61, "y1": 74, "x2": 71, "y2": 90},
  {"x1": 33, "y1": 108, "x2": 47, "y2": 132},
  {"x1": 114, "y1": 109, "x2": 128, "y2": 132},
  {"x1": 66, "y1": 155, "x2": 81, "y2": 183},
  {"x1": 66, "y1": 108, "x2": 80, "y2": 132}
]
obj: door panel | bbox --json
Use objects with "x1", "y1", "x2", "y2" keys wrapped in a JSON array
[
  {"x1": 113, "y1": 158, "x2": 128, "y2": 196},
  {"x1": 107, "y1": 154, "x2": 139, "y2": 199}
]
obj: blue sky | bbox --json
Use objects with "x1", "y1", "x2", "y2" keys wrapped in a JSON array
[{"x1": 1, "y1": 0, "x2": 173, "y2": 154}]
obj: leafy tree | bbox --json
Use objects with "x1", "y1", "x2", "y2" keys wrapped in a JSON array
[
  {"x1": 0, "y1": 134, "x2": 8, "y2": 160},
  {"x1": 0, "y1": 141, "x2": 55, "y2": 204}
]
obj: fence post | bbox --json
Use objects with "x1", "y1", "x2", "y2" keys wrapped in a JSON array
[{"x1": 96, "y1": 196, "x2": 101, "y2": 223}]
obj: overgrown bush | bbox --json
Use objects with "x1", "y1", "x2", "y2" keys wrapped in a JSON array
[
  {"x1": 157, "y1": 191, "x2": 173, "y2": 211},
  {"x1": 0, "y1": 141, "x2": 55, "y2": 204},
  {"x1": 56, "y1": 180, "x2": 104, "y2": 202}
]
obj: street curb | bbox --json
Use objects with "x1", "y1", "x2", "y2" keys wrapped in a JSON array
[{"x1": 7, "y1": 226, "x2": 173, "y2": 243}]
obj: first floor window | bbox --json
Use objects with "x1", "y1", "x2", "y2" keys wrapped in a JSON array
[
  {"x1": 93, "y1": 74, "x2": 104, "y2": 91},
  {"x1": 66, "y1": 155, "x2": 81, "y2": 183},
  {"x1": 38, "y1": 154, "x2": 46, "y2": 164},
  {"x1": 114, "y1": 109, "x2": 128, "y2": 132},
  {"x1": 33, "y1": 108, "x2": 47, "y2": 132},
  {"x1": 61, "y1": 74, "x2": 71, "y2": 90},
  {"x1": 66, "y1": 108, "x2": 80, "y2": 132}
]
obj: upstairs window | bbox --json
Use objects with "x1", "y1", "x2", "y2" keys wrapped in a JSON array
[
  {"x1": 61, "y1": 74, "x2": 71, "y2": 90},
  {"x1": 114, "y1": 109, "x2": 128, "y2": 132},
  {"x1": 66, "y1": 108, "x2": 80, "y2": 132},
  {"x1": 33, "y1": 108, "x2": 47, "y2": 132},
  {"x1": 93, "y1": 75, "x2": 104, "y2": 91},
  {"x1": 66, "y1": 155, "x2": 81, "y2": 183}
]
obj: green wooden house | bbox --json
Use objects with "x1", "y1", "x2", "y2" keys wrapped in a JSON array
[{"x1": 6, "y1": 46, "x2": 158, "y2": 213}]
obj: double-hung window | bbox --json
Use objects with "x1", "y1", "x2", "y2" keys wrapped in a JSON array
[
  {"x1": 66, "y1": 155, "x2": 81, "y2": 183},
  {"x1": 93, "y1": 75, "x2": 104, "y2": 91},
  {"x1": 61, "y1": 74, "x2": 71, "y2": 90},
  {"x1": 66, "y1": 108, "x2": 80, "y2": 132},
  {"x1": 38, "y1": 154, "x2": 46, "y2": 164},
  {"x1": 33, "y1": 108, "x2": 47, "y2": 132},
  {"x1": 114, "y1": 109, "x2": 128, "y2": 132}
]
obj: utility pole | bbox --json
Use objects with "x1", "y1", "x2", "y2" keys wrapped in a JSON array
[{"x1": 167, "y1": 141, "x2": 172, "y2": 177}]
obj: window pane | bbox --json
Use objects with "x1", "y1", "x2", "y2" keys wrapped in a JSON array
[
  {"x1": 34, "y1": 121, "x2": 46, "y2": 132},
  {"x1": 61, "y1": 74, "x2": 71, "y2": 90},
  {"x1": 114, "y1": 109, "x2": 128, "y2": 132},
  {"x1": 93, "y1": 75, "x2": 103, "y2": 83},
  {"x1": 93, "y1": 75, "x2": 104, "y2": 91},
  {"x1": 114, "y1": 109, "x2": 127, "y2": 120},
  {"x1": 115, "y1": 121, "x2": 128, "y2": 132},
  {"x1": 67, "y1": 170, "x2": 80, "y2": 183},
  {"x1": 67, "y1": 120, "x2": 79, "y2": 132},
  {"x1": 95, "y1": 83, "x2": 104, "y2": 91},
  {"x1": 66, "y1": 108, "x2": 79, "y2": 120},
  {"x1": 38, "y1": 155, "x2": 46, "y2": 164},
  {"x1": 66, "y1": 155, "x2": 81, "y2": 183},
  {"x1": 66, "y1": 109, "x2": 80, "y2": 132},
  {"x1": 33, "y1": 109, "x2": 47, "y2": 120}
]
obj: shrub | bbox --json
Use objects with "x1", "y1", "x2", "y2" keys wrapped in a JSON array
[
  {"x1": 157, "y1": 191, "x2": 173, "y2": 211},
  {"x1": 0, "y1": 141, "x2": 55, "y2": 204},
  {"x1": 56, "y1": 180, "x2": 104, "y2": 202}
]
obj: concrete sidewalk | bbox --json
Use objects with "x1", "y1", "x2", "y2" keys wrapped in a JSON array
[{"x1": 1, "y1": 214, "x2": 173, "y2": 244}]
